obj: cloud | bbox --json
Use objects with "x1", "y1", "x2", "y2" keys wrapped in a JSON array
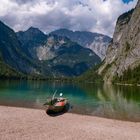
[{"x1": 0, "y1": 0, "x2": 138, "y2": 36}]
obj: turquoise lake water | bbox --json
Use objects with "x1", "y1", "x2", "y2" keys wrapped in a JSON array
[{"x1": 0, "y1": 80, "x2": 140, "y2": 121}]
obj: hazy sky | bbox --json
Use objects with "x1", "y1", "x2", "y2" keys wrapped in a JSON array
[{"x1": 0, "y1": 0, "x2": 138, "y2": 37}]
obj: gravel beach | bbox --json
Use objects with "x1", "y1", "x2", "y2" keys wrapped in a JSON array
[{"x1": 0, "y1": 106, "x2": 140, "y2": 140}]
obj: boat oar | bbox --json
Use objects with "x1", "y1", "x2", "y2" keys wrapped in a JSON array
[{"x1": 52, "y1": 90, "x2": 57, "y2": 100}]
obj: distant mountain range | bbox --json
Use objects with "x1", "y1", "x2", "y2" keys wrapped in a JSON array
[
  {"x1": 1, "y1": 21, "x2": 111, "y2": 78},
  {"x1": 50, "y1": 29, "x2": 111, "y2": 60},
  {"x1": 17, "y1": 27, "x2": 101, "y2": 77}
]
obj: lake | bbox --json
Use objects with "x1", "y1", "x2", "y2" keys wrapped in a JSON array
[{"x1": 0, "y1": 80, "x2": 140, "y2": 121}]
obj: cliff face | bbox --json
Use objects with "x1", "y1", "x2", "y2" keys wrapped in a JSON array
[{"x1": 98, "y1": 0, "x2": 140, "y2": 82}]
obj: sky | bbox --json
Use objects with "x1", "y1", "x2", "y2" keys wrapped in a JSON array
[
  {"x1": 123, "y1": 0, "x2": 133, "y2": 3},
  {"x1": 0, "y1": 0, "x2": 138, "y2": 37}
]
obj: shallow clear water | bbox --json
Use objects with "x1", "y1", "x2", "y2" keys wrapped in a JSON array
[{"x1": 0, "y1": 80, "x2": 140, "y2": 121}]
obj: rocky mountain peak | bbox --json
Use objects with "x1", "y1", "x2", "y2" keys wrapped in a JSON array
[
  {"x1": 50, "y1": 28, "x2": 111, "y2": 60},
  {"x1": 26, "y1": 27, "x2": 44, "y2": 35}
]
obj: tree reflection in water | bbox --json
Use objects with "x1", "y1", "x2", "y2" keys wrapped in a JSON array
[{"x1": 95, "y1": 84, "x2": 140, "y2": 121}]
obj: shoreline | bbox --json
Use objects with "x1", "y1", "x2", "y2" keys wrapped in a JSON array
[
  {"x1": 1, "y1": 79, "x2": 140, "y2": 86},
  {"x1": 0, "y1": 104, "x2": 139, "y2": 123},
  {"x1": 0, "y1": 105, "x2": 140, "y2": 140}
]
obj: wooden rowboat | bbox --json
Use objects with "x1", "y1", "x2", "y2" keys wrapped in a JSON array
[{"x1": 44, "y1": 98, "x2": 68, "y2": 113}]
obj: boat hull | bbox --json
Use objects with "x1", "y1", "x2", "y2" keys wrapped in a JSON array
[
  {"x1": 47, "y1": 105, "x2": 65, "y2": 113},
  {"x1": 46, "y1": 98, "x2": 68, "y2": 113}
]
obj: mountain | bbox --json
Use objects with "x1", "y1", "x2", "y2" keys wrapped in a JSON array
[
  {"x1": 0, "y1": 21, "x2": 101, "y2": 78},
  {"x1": 17, "y1": 27, "x2": 47, "y2": 45},
  {"x1": 0, "y1": 21, "x2": 49, "y2": 77},
  {"x1": 17, "y1": 28, "x2": 101, "y2": 76},
  {"x1": 40, "y1": 35, "x2": 101, "y2": 76},
  {"x1": 50, "y1": 29, "x2": 112, "y2": 60},
  {"x1": 16, "y1": 27, "x2": 47, "y2": 58},
  {"x1": 0, "y1": 49, "x2": 25, "y2": 79},
  {"x1": 98, "y1": 0, "x2": 140, "y2": 83}
]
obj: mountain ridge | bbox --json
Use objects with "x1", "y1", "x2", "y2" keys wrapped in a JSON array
[
  {"x1": 0, "y1": 21, "x2": 101, "y2": 78},
  {"x1": 19, "y1": 32, "x2": 101, "y2": 76},
  {"x1": 50, "y1": 28, "x2": 112, "y2": 60}
]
